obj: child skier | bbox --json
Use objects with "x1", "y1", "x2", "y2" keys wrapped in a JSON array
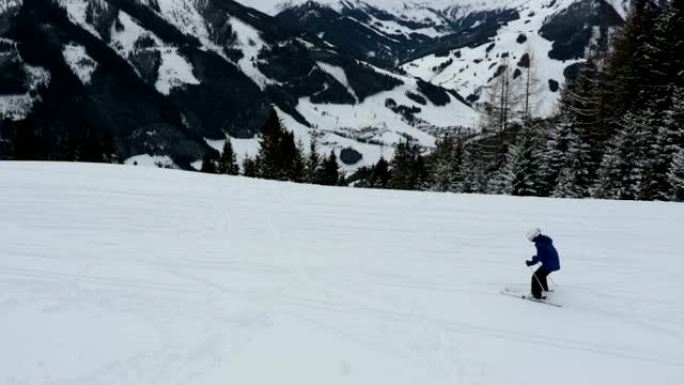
[{"x1": 525, "y1": 228, "x2": 561, "y2": 299}]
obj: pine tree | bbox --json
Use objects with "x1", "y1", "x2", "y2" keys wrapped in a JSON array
[
  {"x1": 462, "y1": 141, "x2": 489, "y2": 193},
  {"x1": 449, "y1": 137, "x2": 465, "y2": 192},
  {"x1": 337, "y1": 172, "x2": 347, "y2": 187},
  {"x1": 603, "y1": 0, "x2": 660, "y2": 117},
  {"x1": 254, "y1": 109, "x2": 304, "y2": 182},
  {"x1": 279, "y1": 131, "x2": 302, "y2": 181},
  {"x1": 256, "y1": 109, "x2": 286, "y2": 180},
  {"x1": 412, "y1": 150, "x2": 428, "y2": 190},
  {"x1": 552, "y1": 125, "x2": 593, "y2": 198},
  {"x1": 305, "y1": 138, "x2": 322, "y2": 184},
  {"x1": 561, "y1": 56, "x2": 607, "y2": 176},
  {"x1": 11, "y1": 119, "x2": 46, "y2": 160},
  {"x1": 592, "y1": 111, "x2": 652, "y2": 200},
  {"x1": 429, "y1": 135, "x2": 465, "y2": 192},
  {"x1": 318, "y1": 151, "x2": 340, "y2": 186},
  {"x1": 217, "y1": 139, "x2": 240, "y2": 175},
  {"x1": 632, "y1": 16, "x2": 664, "y2": 106},
  {"x1": 502, "y1": 122, "x2": 545, "y2": 196},
  {"x1": 669, "y1": 147, "x2": 684, "y2": 202},
  {"x1": 665, "y1": 88, "x2": 684, "y2": 201},
  {"x1": 487, "y1": 166, "x2": 509, "y2": 195},
  {"x1": 668, "y1": 0, "x2": 684, "y2": 90},
  {"x1": 200, "y1": 154, "x2": 217, "y2": 174},
  {"x1": 79, "y1": 128, "x2": 105, "y2": 163},
  {"x1": 243, "y1": 156, "x2": 258, "y2": 177},
  {"x1": 634, "y1": 4, "x2": 684, "y2": 200},
  {"x1": 55, "y1": 133, "x2": 78, "y2": 161},
  {"x1": 592, "y1": 145, "x2": 624, "y2": 199},
  {"x1": 540, "y1": 120, "x2": 571, "y2": 196},
  {"x1": 290, "y1": 140, "x2": 306, "y2": 183},
  {"x1": 640, "y1": 107, "x2": 681, "y2": 200},
  {"x1": 369, "y1": 157, "x2": 391, "y2": 188},
  {"x1": 389, "y1": 140, "x2": 424, "y2": 190}
]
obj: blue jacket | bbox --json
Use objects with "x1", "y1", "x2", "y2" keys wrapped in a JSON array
[{"x1": 530, "y1": 235, "x2": 561, "y2": 271}]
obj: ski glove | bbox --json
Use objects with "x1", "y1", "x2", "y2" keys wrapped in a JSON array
[{"x1": 526, "y1": 260, "x2": 535, "y2": 266}]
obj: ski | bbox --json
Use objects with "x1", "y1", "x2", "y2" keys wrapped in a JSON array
[
  {"x1": 500, "y1": 290, "x2": 562, "y2": 307},
  {"x1": 503, "y1": 287, "x2": 554, "y2": 294}
]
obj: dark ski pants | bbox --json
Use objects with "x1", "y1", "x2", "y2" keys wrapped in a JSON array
[{"x1": 531, "y1": 266, "x2": 552, "y2": 299}]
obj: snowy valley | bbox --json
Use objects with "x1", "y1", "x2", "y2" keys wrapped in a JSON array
[
  {"x1": 256, "y1": 0, "x2": 629, "y2": 117},
  {"x1": 0, "y1": 0, "x2": 637, "y2": 170}
]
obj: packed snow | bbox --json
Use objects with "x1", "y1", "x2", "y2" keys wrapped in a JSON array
[{"x1": 1, "y1": 162, "x2": 683, "y2": 385}]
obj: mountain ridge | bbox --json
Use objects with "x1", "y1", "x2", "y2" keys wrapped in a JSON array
[{"x1": 0, "y1": 0, "x2": 479, "y2": 170}]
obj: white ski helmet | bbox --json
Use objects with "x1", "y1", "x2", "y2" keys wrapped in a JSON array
[{"x1": 526, "y1": 227, "x2": 542, "y2": 242}]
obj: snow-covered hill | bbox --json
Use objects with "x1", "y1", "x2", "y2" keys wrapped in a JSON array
[
  {"x1": 252, "y1": 0, "x2": 629, "y2": 118},
  {"x1": 1, "y1": 162, "x2": 683, "y2": 384},
  {"x1": 402, "y1": 0, "x2": 626, "y2": 117}
]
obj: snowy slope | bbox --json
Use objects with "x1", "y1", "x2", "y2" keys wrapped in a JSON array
[{"x1": 1, "y1": 162, "x2": 683, "y2": 384}]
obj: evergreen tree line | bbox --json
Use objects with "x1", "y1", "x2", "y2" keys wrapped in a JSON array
[
  {"x1": 1, "y1": 119, "x2": 115, "y2": 163},
  {"x1": 201, "y1": 110, "x2": 345, "y2": 187},
  {"x1": 363, "y1": 0, "x2": 684, "y2": 202}
]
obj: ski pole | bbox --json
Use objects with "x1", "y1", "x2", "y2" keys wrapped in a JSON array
[{"x1": 528, "y1": 265, "x2": 549, "y2": 293}]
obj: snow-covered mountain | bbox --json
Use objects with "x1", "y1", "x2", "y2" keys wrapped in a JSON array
[
  {"x1": 251, "y1": 0, "x2": 631, "y2": 117},
  {"x1": 0, "y1": 0, "x2": 478, "y2": 170},
  {"x1": 2, "y1": 161, "x2": 684, "y2": 384}
]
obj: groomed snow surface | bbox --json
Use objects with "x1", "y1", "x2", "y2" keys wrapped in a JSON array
[{"x1": 1, "y1": 162, "x2": 683, "y2": 385}]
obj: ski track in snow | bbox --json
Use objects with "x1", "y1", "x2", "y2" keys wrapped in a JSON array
[{"x1": 1, "y1": 162, "x2": 683, "y2": 384}]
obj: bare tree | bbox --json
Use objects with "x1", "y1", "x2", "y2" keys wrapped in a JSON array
[
  {"x1": 520, "y1": 48, "x2": 542, "y2": 123},
  {"x1": 483, "y1": 57, "x2": 513, "y2": 133}
]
